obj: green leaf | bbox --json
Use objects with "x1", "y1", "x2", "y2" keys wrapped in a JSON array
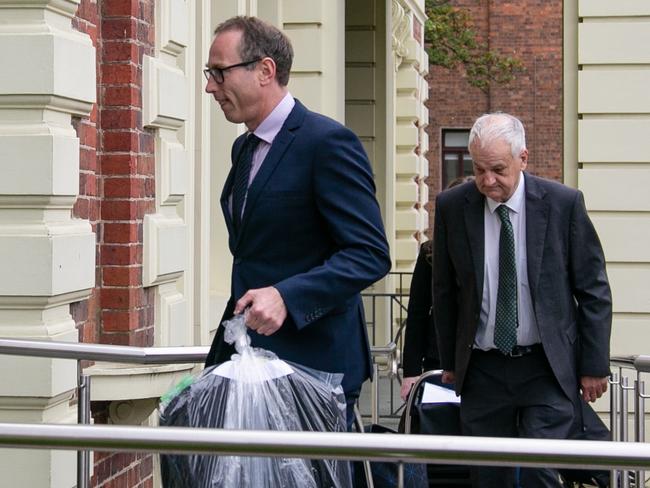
[{"x1": 424, "y1": 0, "x2": 524, "y2": 92}]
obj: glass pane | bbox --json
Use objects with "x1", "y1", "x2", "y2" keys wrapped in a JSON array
[
  {"x1": 463, "y1": 153, "x2": 473, "y2": 175},
  {"x1": 443, "y1": 154, "x2": 461, "y2": 188},
  {"x1": 444, "y1": 153, "x2": 459, "y2": 163},
  {"x1": 444, "y1": 130, "x2": 470, "y2": 148}
]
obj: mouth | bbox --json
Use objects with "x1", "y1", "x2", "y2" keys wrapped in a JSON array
[{"x1": 214, "y1": 97, "x2": 229, "y2": 108}]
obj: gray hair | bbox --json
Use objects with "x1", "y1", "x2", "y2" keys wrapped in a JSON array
[
  {"x1": 468, "y1": 113, "x2": 527, "y2": 157},
  {"x1": 214, "y1": 16, "x2": 293, "y2": 86}
]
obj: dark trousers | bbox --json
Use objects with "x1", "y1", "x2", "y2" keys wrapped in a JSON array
[
  {"x1": 460, "y1": 347, "x2": 574, "y2": 488},
  {"x1": 346, "y1": 388, "x2": 361, "y2": 431}
]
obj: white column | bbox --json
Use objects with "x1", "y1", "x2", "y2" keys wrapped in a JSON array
[
  {"x1": 142, "y1": 0, "x2": 191, "y2": 347},
  {"x1": 0, "y1": 0, "x2": 95, "y2": 486}
]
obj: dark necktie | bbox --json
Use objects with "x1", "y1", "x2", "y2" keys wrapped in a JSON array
[
  {"x1": 494, "y1": 204, "x2": 518, "y2": 354},
  {"x1": 232, "y1": 134, "x2": 261, "y2": 231}
]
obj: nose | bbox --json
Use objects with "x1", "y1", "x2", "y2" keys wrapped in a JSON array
[
  {"x1": 482, "y1": 172, "x2": 496, "y2": 186},
  {"x1": 205, "y1": 76, "x2": 218, "y2": 94}
]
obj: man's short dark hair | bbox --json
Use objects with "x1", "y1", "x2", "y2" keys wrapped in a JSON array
[{"x1": 214, "y1": 16, "x2": 293, "y2": 86}]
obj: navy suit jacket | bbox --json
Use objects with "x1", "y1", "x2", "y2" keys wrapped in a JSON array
[
  {"x1": 433, "y1": 173, "x2": 612, "y2": 401},
  {"x1": 205, "y1": 100, "x2": 391, "y2": 394}
]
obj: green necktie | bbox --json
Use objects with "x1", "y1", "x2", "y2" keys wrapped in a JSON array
[{"x1": 494, "y1": 205, "x2": 518, "y2": 354}]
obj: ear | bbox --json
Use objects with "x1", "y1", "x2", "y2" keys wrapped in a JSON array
[
  {"x1": 519, "y1": 148, "x2": 529, "y2": 169},
  {"x1": 258, "y1": 57, "x2": 277, "y2": 86}
]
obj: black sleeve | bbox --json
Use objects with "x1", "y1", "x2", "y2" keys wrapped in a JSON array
[{"x1": 402, "y1": 244, "x2": 435, "y2": 376}]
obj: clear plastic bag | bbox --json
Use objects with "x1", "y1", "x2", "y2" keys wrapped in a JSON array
[{"x1": 160, "y1": 314, "x2": 352, "y2": 487}]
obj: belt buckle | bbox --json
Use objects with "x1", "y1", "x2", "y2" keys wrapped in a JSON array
[{"x1": 508, "y1": 346, "x2": 525, "y2": 358}]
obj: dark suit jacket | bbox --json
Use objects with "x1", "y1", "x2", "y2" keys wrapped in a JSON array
[
  {"x1": 402, "y1": 241, "x2": 439, "y2": 377},
  {"x1": 433, "y1": 173, "x2": 612, "y2": 400},
  {"x1": 205, "y1": 99, "x2": 391, "y2": 394}
]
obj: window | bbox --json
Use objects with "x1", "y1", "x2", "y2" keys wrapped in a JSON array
[{"x1": 441, "y1": 129, "x2": 473, "y2": 189}]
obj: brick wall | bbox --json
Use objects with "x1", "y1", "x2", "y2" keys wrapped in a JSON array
[
  {"x1": 73, "y1": 0, "x2": 156, "y2": 486},
  {"x1": 426, "y1": 0, "x2": 563, "y2": 234}
]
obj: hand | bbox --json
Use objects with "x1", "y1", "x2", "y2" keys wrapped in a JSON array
[
  {"x1": 441, "y1": 370, "x2": 456, "y2": 384},
  {"x1": 401, "y1": 376, "x2": 419, "y2": 402},
  {"x1": 235, "y1": 287, "x2": 288, "y2": 336},
  {"x1": 580, "y1": 375, "x2": 608, "y2": 403}
]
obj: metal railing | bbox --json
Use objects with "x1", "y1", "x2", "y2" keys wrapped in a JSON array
[
  {"x1": 609, "y1": 354, "x2": 650, "y2": 488},
  {"x1": 0, "y1": 336, "x2": 399, "y2": 488},
  {"x1": 2, "y1": 422, "x2": 650, "y2": 471},
  {"x1": 362, "y1": 271, "x2": 413, "y2": 419}
]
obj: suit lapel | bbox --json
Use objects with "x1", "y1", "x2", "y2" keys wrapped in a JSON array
[
  {"x1": 464, "y1": 187, "x2": 485, "y2": 305},
  {"x1": 524, "y1": 173, "x2": 549, "y2": 305},
  {"x1": 233, "y1": 100, "x2": 306, "y2": 249},
  {"x1": 221, "y1": 135, "x2": 247, "y2": 251}
]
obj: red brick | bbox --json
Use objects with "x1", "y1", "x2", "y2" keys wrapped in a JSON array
[
  {"x1": 101, "y1": 18, "x2": 137, "y2": 40},
  {"x1": 103, "y1": 222, "x2": 140, "y2": 243},
  {"x1": 89, "y1": 199, "x2": 101, "y2": 222},
  {"x1": 103, "y1": 266, "x2": 142, "y2": 286},
  {"x1": 99, "y1": 332, "x2": 132, "y2": 346},
  {"x1": 101, "y1": 108, "x2": 139, "y2": 130},
  {"x1": 102, "y1": 41, "x2": 139, "y2": 63},
  {"x1": 100, "y1": 244, "x2": 141, "y2": 265},
  {"x1": 102, "y1": 86, "x2": 141, "y2": 108},
  {"x1": 136, "y1": 200, "x2": 155, "y2": 219},
  {"x1": 101, "y1": 63, "x2": 138, "y2": 85},
  {"x1": 103, "y1": 0, "x2": 139, "y2": 17},
  {"x1": 79, "y1": 121, "x2": 98, "y2": 148},
  {"x1": 100, "y1": 154, "x2": 138, "y2": 175},
  {"x1": 76, "y1": 0, "x2": 99, "y2": 24},
  {"x1": 100, "y1": 287, "x2": 142, "y2": 309},
  {"x1": 101, "y1": 310, "x2": 140, "y2": 331},
  {"x1": 137, "y1": 155, "x2": 154, "y2": 176},
  {"x1": 104, "y1": 177, "x2": 144, "y2": 198},
  {"x1": 141, "y1": 1, "x2": 153, "y2": 24},
  {"x1": 80, "y1": 147, "x2": 98, "y2": 172},
  {"x1": 144, "y1": 178, "x2": 155, "y2": 197},
  {"x1": 103, "y1": 130, "x2": 139, "y2": 152},
  {"x1": 89, "y1": 104, "x2": 98, "y2": 123},
  {"x1": 139, "y1": 131, "x2": 154, "y2": 154},
  {"x1": 74, "y1": 197, "x2": 90, "y2": 220},
  {"x1": 79, "y1": 172, "x2": 98, "y2": 196},
  {"x1": 101, "y1": 200, "x2": 138, "y2": 220}
]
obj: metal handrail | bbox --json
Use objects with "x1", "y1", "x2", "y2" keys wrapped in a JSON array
[
  {"x1": 0, "y1": 337, "x2": 400, "y2": 487},
  {"x1": 0, "y1": 338, "x2": 209, "y2": 364},
  {"x1": 635, "y1": 355, "x2": 650, "y2": 373},
  {"x1": 2, "y1": 422, "x2": 650, "y2": 471}
]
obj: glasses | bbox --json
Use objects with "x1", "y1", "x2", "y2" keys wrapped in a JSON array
[{"x1": 203, "y1": 58, "x2": 262, "y2": 84}]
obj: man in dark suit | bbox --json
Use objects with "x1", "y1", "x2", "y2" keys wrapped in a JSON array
[
  {"x1": 203, "y1": 16, "x2": 391, "y2": 427},
  {"x1": 433, "y1": 113, "x2": 612, "y2": 487}
]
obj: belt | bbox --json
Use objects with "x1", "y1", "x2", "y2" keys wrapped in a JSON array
[{"x1": 477, "y1": 343, "x2": 543, "y2": 358}]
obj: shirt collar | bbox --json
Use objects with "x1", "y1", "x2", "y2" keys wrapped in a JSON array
[
  {"x1": 486, "y1": 172, "x2": 526, "y2": 215},
  {"x1": 251, "y1": 92, "x2": 295, "y2": 145}
]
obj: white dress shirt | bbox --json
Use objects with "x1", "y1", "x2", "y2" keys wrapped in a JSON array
[
  {"x1": 474, "y1": 174, "x2": 541, "y2": 350},
  {"x1": 230, "y1": 92, "x2": 296, "y2": 217}
]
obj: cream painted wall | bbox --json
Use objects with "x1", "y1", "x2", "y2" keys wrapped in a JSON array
[
  {"x1": 568, "y1": 3, "x2": 650, "y2": 426},
  {"x1": 575, "y1": 3, "x2": 650, "y2": 357},
  {"x1": 0, "y1": 0, "x2": 95, "y2": 485},
  {"x1": 390, "y1": 0, "x2": 428, "y2": 272}
]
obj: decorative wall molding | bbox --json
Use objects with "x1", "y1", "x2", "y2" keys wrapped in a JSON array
[
  {"x1": 142, "y1": 2, "x2": 191, "y2": 348},
  {"x1": 0, "y1": 0, "x2": 94, "y2": 484},
  {"x1": 391, "y1": 0, "x2": 410, "y2": 71}
]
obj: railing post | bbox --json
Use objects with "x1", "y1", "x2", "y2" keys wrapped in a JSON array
[
  {"x1": 620, "y1": 376, "x2": 631, "y2": 488},
  {"x1": 77, "y1": 360, "x2": 91, "y2": 488},
  {"x1": 371, "y1": 362, "x2": 379, "y2": 425},
  {"x1": 610, "y1": 372, "x2": 620, "y2": 488},
  {"x1": 636, "y1": 378, "x2": 646, "y2": 488}
]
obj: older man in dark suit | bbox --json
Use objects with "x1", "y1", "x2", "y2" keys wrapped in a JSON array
[
  {"x1": 433, "y1": 113, "x2": 612, "y2": 487},
  {"x1": 202, "y1": 16, "x2": 391, "y2": 428}
]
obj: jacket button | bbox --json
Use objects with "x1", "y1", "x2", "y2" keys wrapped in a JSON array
[{"x1": 234, "y1": 258, "x2": 241, "y2": 265}]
